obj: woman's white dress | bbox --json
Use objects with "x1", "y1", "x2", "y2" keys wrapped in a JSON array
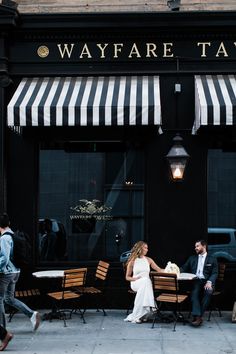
[{"x1": 124, "y1": 256, "x2": 155, "y2": 323}]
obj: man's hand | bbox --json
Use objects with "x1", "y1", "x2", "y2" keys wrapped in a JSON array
[{"x1": 204, "y1": 281, "x2": 213, "y2": 290}]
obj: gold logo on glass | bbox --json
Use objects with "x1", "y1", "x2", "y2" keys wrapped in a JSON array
[{"x1": 37, "y1": 46, "x2": 49, "y2": 58}]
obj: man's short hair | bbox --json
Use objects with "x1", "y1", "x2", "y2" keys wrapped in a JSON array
[
  {"x1": 0, "y1": 213, "x2": 10, "y2": 228},
  {"x1": 196, "y1": 239, "x2": 208, "y2": 248}
]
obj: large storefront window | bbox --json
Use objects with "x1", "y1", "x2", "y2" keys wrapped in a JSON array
[
  {"x1": 38, "y1": 143, "x2": 144, "y2": 264},
  {"x1": 208, "y1": 149, "x2": 236, "y2": 228}
]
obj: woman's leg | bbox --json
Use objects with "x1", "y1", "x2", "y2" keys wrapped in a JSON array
[{"x1": 129, "y1": 278, "x2": 154, "y2": 322}]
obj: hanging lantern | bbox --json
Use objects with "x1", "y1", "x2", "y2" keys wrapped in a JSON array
[{"x1": 166, "y1": 134, "x2": 189, "y2": 181}]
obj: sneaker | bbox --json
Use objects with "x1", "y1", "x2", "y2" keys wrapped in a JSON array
[{"x1": 30, "y1": 311, "x2": 41, "y2": 331}]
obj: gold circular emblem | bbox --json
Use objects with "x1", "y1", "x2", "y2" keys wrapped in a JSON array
[{"x1": 37, "y1": 46, "x2": 49, "y2": 58}]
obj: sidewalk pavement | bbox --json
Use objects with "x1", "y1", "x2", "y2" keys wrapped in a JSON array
[{"x1": 4, "y1": 310, "x2": 236, "y2": 354}]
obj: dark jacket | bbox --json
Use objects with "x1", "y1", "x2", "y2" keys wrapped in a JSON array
[{"x1": 180, "y1": 254, "x2": 218, "y2": 285}]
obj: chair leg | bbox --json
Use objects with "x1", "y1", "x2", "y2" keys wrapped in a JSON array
[
  {"x1": 61, "y1": 311, "x2": 67, "y2": 327},
  {"x1": 207, "y1": 309, "x2": 212, "y2": 321},
  {"x1": 8, "y1": 308, "x2": 18, "y2": 323},
  {"x1": 100, "y1": 293, "x2": 108, "y2": 316},
  {"x1": 151, "y1": 303, "x2": 161, "y2": 329},
  {"x1": 151, "y1": 311, "x2": 158, "y2": 329},
  {"x1": 172, "y1": 314, "x2": 177, "y2": 332},
  {"x1": 208, "y1": 305, "x2": 222, "y2": 321},
  {"x1": 93, "y1": 294, "x2": 107, "y2": 316},
  {"x1": 79, "y1": 309, "x2": 86, "y2": 323},
  {"x1": 72, "y1": 307, "x2": 86, "y2": 323}
]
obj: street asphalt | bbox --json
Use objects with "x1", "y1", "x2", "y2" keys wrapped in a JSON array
[{"x1": 4, "y1": 310, "x2": 236, "y2": 354}]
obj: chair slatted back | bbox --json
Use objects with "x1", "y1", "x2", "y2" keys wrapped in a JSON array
[
  {"x1": 217, "y1": 263, "x2": 226, "y2": 282},
  {"x1": 95, "y1": 261, "x2": 110, "y2": 281},
  {"x1": 63, "y1": 268, "x2": 87, "y2": 289},
  {"x1": 15, "y1": 289, "x2": 40, "y2": 297},
  {"x1": 152, "y1": 272, "x2": 179, "y2": 293}
]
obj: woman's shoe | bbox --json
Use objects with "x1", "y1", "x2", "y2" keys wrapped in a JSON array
[
  {"x1": 131, "y1": 319, "x2": 142, "y2": 323},
  {"x1": 134, "y1": 319, "x2": 142, "y2": 323}
]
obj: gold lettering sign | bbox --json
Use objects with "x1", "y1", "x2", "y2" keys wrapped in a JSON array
[
  {"x1": 197, "y1": 42, "x2": 211, "y2": 57},
  {"x1": 36, "y1": 41, "x2": 236, "y2": 61},
  {"x1": 163, "y1": 43, "x2": 174, "y2": 57},
  {"x1": 216, "y1": 42, "x2": 228, "y2": 57},
  {"x1": 57, "y1": 44, "x2": 74, "y2": 59}
]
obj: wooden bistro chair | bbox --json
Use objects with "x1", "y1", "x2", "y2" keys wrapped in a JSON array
[
  {"x1": 76, "y1": 261, "x2": 110, "y2": 316},
  {"x1": 151, "y1": 272, "x2": 188, "y2": 331},
  {"x1": 47, "y1": 268, "x2": 87, "y2": 327},
  {"x1": 8, "y1": 288, "x2": 41, "y2": 322},
  {"x1": 208, "y1": 263, "x2": 226, "y2": 321}
]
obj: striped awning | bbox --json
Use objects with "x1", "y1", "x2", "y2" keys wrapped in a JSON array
[
  {"x1": 7, "y1": 76, "x2": 161, "y2": 127},
  {"x1": 193, "y1": 75, "x2": 236, "y2": 133}
]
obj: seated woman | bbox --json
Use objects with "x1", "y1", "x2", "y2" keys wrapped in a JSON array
[{"x1": 124, "y1": 241, "x2": 163, "y2": 323}]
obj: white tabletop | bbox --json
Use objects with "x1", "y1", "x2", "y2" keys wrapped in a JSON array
[
  {"x1": 32, "y1": 270, "x2": 64, "y2": 278},
  {"x1": 178, "y1": 272, "x2": 197, "y2": 280}
]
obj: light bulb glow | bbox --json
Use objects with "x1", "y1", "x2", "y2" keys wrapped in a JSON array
[{"x1": 173, "y1": 167, "x2": 182, "y2": 179}]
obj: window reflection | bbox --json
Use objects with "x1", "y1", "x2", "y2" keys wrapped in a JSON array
[
  {"x1": 39, "y1": 144, "x2": 144, "y2": 263},
  {"x1": 208, "y1": 149, "x2": 236, "y2": 228}
]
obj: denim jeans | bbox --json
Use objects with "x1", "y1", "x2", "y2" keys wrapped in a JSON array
[
  {"x1": 0, "y1": 272, "x2": 34, "y2": 328},
  {"x1": 0, "y1": 325, "x2": 7, "y2": 340}
]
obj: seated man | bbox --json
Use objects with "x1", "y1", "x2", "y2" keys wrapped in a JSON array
[{"x1": 180, "y1": 239, "x2": 218, "y2": 327}]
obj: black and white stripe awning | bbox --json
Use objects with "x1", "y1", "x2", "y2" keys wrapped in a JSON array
[
  {"x1": 7, "y1": 76, "x2": 161, "y2": 127},
  {"x1": 193, "y1": 75, "x2": 236, "y2": 133}
]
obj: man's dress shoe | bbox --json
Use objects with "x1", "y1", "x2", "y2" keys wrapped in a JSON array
[{"x1": 191, "y1": 316, "x2": 203, "y2": 327}]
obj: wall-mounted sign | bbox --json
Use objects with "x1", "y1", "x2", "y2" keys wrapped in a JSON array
[
  {"x1": 34, "y1": 41, "x2": 236, "y2": 61},
  {"x1": 9, "y1": 39, "x2": 236, "y2": 70}
]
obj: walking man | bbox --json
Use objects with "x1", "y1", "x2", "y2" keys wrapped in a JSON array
[{"x1": 0, "y1": 213, "x2": 40, "y2": 331}]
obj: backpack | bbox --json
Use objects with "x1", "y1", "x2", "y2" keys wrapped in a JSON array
[{"x1": 5, "y1": 230, "x2": 32, "y2": 268}]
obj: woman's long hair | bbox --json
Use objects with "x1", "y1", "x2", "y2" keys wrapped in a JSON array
[{"x1": 126, "y1": 241, "x2": 147, "y2": 265}]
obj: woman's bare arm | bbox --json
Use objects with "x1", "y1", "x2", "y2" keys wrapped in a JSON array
[{"x1": 147, "y1": 257, "x2": 164, "y2": 272}]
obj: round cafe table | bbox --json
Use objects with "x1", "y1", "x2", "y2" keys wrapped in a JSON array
[
  {"x1": 178, "y1": 272, "x2": 197, "y2": 280},
  {"x1": 32, "y1": 270, "x2": 64, "y2": 278},
  {"x1": 178, "y1": 272, "x2": 197, "y2": 293},
  {"x1": 33, "y1": 270, "x2": 65, "y2": 320}
]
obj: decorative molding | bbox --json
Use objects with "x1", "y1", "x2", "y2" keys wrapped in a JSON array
[{"x1": 0, "y1": 3, "x2": 19, "y2": 27}]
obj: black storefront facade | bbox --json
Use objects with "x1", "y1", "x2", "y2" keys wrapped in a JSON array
[{"x1": 1, "y1": 6, "x2": 236, "y2": 307}]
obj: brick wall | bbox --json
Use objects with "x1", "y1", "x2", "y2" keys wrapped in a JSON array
[{"x1": 12, "y1": 0, "x2": 236, "y2": 13}]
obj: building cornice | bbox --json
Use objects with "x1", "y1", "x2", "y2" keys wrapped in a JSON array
[
  {"x1": 18, "y1": 11, "x2": 236, "y2": 31},
  {"x1": 0, "y1": 4, "x2": 19, "y2": 29}
]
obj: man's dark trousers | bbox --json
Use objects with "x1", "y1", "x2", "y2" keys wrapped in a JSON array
[{"x1": 191, "y1": 278, "x2": 213, "y2": 316}]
